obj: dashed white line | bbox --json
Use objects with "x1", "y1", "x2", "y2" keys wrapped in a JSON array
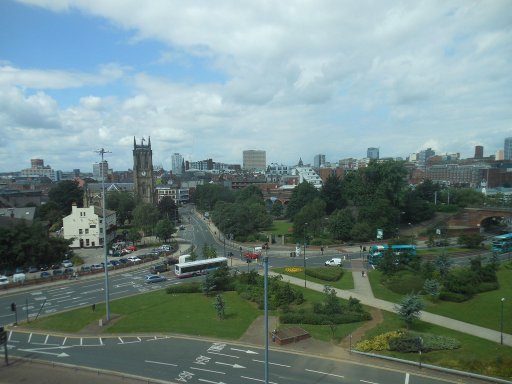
[
  {"x1": 306, "y1": 368, "x2": 344, "y2": 379},
  {"x1": 252, "y1": 359, "x2": 290, "y2": 367}
]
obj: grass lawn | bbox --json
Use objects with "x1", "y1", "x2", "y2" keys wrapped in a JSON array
[
  {"x1": 368, "y1": 266, "x2": 512, "y2": 334},
  {"x1": 264, "y1": 220, "x2": 293, "y2": 236},
  {"x1": 359, "y1": 310, "x2": 512, "y2": 379},
  {"x1": 25, "y1": 290, "x2": 261, "y2": 339},
  {"x1": 273, "y1": 267, "x2": 354, "y2": 290}
]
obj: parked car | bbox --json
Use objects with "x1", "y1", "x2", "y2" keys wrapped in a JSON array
[
  {"x1": 120, "y1": 249, "x2": 132, "y2": 256},
  {"x1": 145, "y1": 274, "x2": 167, "y2": 284},
  {"x1": 128, "y1": 256, "x2": 141, "y2": 263},
  {"x1": 40, "y1": 271, "x2": 51, "y2": 279},
  {"x1": 80, "y1": 265, "x2": 92, "y2": 273},
  {"x1": 324, "y1": 258, "x2": 342, "y2": 267},
  {"x1": 91, "y1": 263, "x2": 103, "y2": 271},
  {"x1": 119, "y1": 258, "x2": 129, "y2": 264},
  {"x1": 27, "y1": 266, "x2": 39, "y2": 273},
  {"x1": 165, "y1": 257, "x2": 179, "y2": 266},
  {"x1": 110, "y1": 260, "x2": 120, "y2": 267},
  {"x1": 126, "y1": 245, "x2": 138, "y2": 251},
  {"x1": 62, "y1": 260, "x2": 73, "y2": 268},
  {"x1": 0, "y1": 275, "x2": 9, "y2": 285},
  {"x1": 52, "y1": 269, "x2": 63, "y2": 276},
  {"x1": 179, "y1": 225, "x2": 185, "y2": 230},
  {"x1": 150, "y1": 264, "x2": 168, "y2": 274},
  {"x1": 63, "y1": 267, "x2": 74, "y2": 274}
]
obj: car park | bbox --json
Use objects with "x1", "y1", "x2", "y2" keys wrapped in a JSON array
[
  {"x1": 40, "y1": 271, "x2": 51, "y2": 279},
  {"x1": 119, "y1": 258, "x2": 129, "y2": 264},
  {"x1": 62, "y1": 260, "x2": 73, "y2": 268},
  {"x1": 126, "y1": 245, "x2": 137, "y2": 251},
  {"x1": 27, "y1": 266, "x2": 39, "y2": 273},
  {"x1": 145, "y1": 274, "x2": 167, "y2": 284},
  {"x1": 80, "y1": 265, "x2": 91, "y2": 273},
  {"x1": 63, "y1": 267, "x2": 74, "y2": 274},
  {"x1": 0, "y1": 275, "x2": 9, "y2": 285},
  {"x1": 52, "y1": 269, "x2": 63, "y2": 276},
  {"x1": 128, "y1": 256, "x2": 141, "y2": 263},
  {"x1": 110, "y1": 260, "x2": 120, "y2": 267}
]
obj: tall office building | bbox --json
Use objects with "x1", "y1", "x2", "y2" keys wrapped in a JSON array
[
  {"x1": 313, "y1": 154, "x2": 325, "y2": 168},
  {"x1": 505, "y1": 137, "x2": 512, "y2": 160},
  {"x1": 243, "y1": 150, "x2": 266, "y2": 171},
  {"x1": 474, "y1": 146, "x2": 483, "y2": 159},
  {"x1": 171, "y1": 153, "x2": 184, "y2": 175},
  {"x1": 93, "y1": 160, "x2": 109, "y2": 181},
  {"x1": 367, "y1": 147, "x2": 379, "y2": 160}
]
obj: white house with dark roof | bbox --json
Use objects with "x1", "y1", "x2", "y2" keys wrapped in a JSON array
[{"x1": 63, "y1": 203, "x2": 116, "y2": 248}]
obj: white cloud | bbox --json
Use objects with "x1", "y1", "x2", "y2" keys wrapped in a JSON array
[{"x1": 1, "y1": 0, "x2": 511, "y2": 171}]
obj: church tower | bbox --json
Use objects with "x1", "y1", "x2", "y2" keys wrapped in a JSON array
[{"x1": 133, "y1": 136, "x2": 155, "y2": 205}]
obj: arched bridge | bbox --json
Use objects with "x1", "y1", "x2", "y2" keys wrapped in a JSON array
[{"x1": 447, "y1": 207, "x2": 512, "y2": 234}]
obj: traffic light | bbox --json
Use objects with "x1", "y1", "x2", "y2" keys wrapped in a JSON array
[{"x1": 10, "y1": 302, "x2": 16, "y2": 312}]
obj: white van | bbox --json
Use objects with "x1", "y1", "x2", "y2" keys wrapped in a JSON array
[
  {"x1": 324, "y1": 258, "x2": 342, "y2": 267},
  {"x1": 12, "y1": 273, "x2": 26, "y2": 283}
]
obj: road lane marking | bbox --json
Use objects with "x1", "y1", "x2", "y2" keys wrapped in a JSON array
[
  {"x1": 215, "y1": 362, "x2": 245, "y2": 369},
  {"x1": 145, "y1": 360, "x2": 178, "y2": 367},
  {"x1": 240, "y1": 376, "x2": 278, "y2": 384},
  {"x1": 306, "y1": 368, "x2": 344, "y2": 378},
  {"x1": 190, "y1": 367, "x2": 225, "y2": 374},
  {"x1": 231, "y1": 348, "x2": 258, "y2": 354},
  {"x1": 252, "y1": 359, "x2": 290, "y2": 367},
  {"x1": 208, "y1": 352, "x2": 239, "y2": 358},
  {"x1": 405, "y1": 372, "x2": 410, "y2": 384}
]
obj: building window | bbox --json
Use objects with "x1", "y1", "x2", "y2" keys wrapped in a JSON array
[
  {"x1": 79, "y1": 229, "x2": 83, "y2": 235},
  {"x1": 90, "y1": 224, "x2": 96, "y2": 228},
  {"x1": 86, "y1": 239, "x2": 90, "y2": 246},
  {"x1": 85, "y1": 229, "x2": 89, "y2": 234}
]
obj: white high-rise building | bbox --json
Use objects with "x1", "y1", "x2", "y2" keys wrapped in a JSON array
[
  {"x1": 171, "y1": 153, "x2": 184, "y2": 175},
  {"x1": 92, "y1": 160, "x2": 108, "y2": 181}
]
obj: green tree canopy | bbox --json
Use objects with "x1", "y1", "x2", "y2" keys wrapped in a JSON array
[
  {"x1": 155, "y1": 218, "x2": 176, "y2": 243},
  {"x1": 106, "y1": 191, "x2": 136, "y2": 225},
  {"x1": 286, "y1": 181, "x2": 320, "y2": 220},
  {"x1": 48, "y1": 180, "x2": 84, "y2": 216},
  {"x1": 320, "y1": 174, "x2": 346, "y2": 215},
  {"x1": 133, "y1": 202, "x2": 160, "y2": 236},
  {"x1": 395, "y1": 293, "x2": 425, "y2": 329},
  {"x1": 158, "y1": 196, "x2": 178, "y2": 221}
]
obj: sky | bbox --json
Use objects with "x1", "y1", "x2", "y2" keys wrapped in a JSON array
[{"x1": 0, "y1": 0, "x2": 511, "y2": 173}]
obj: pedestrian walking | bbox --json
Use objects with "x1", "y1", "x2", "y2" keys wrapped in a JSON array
[{"x1": 92, "y1": 303, "x2": 96, "y2": 312}]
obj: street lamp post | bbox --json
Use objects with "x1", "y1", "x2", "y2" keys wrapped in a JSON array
[
  {"x1": 97, "y1": 148, "x2": 111, "y2": 322},
  {"x1": 501, "y1": 297, "x2": 505, "y2": 345},
  {"x1": 303, "y1": 223, "x2": 308, "y2": 288}
]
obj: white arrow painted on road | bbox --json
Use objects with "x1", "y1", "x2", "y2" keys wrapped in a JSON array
[
  {"x1": 215, "y1": 362, "x2": 245, "y2": 369},
  {"x1": 18, "y1": 347, "x2": 70, "y2": 357},
  {"x1": 230, "y1": 348, "x2": 258, "y2": 354},
  {"x1": 198, "y1": 379, "x2": 227, "y2": 384}
]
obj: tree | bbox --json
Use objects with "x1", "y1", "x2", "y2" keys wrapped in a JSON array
[
  {"x1": 423, "y1": 279, "x2": 441, "y2": 301},
  {"x1": 106, "y1": 191, "x2": 136, "y2": 225},
  {"x1": 395, "y1": 293, "x2": 425, "y2": 329},
  {"x1": 213, "y1": 294, "x2": 226, "y2": 319},
  {"x1": 458, "y1": 233, "x2": 484, "y2": 249},
  {"x1": 321, "y1": 285, "x2": 342, "y2": 315},
  {"x1": 133, "y1": 202, "x2": 160, "y2": 236},
  {"x1": 293, "y1": 198, "x2": 326, "y2": 239},
  {"x1": 434, "y1": 252, "x2": 452, "y2": 279},
  {"x1": 193, "y1": 184, "x2": 235, "y2": 211},
  {"x1": 320, "y1": 174, "x2": 346, "y2": 215},
  {"x1": 155, "y1": 218, "x2": 176, "y2": 243},
  {"x1": 328, "y1": 208, "x2": 354, "y2": 241},
  {"x1": 158, "y1": 196, "x2": 178, "y2": 222},
  {"x1": 127, "y1": 227, "x2": 142, "y2": 244},
  {"x1": 202, "y1": 273, "x2": 216, "y2": 296},
  {"x1": 286, "y1": 181, "x2": 320, "y2": 220},
  {"x1": 48, "y1": 180, "x2": 84, "y2": 215},
  {"x1": 349, "y1": 222, "x2": 373, "y2": 242},
  {"x1": 202, "y1": 243, "x2": 217, "y2": 259}
]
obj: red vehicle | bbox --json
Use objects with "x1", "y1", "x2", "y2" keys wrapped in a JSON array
[
  {"x1": 244, "y1": 252, "x2": 260, "y2": 260},
  {"x1": 126, "y1": 245, "x2": 138, "y2": 251}
]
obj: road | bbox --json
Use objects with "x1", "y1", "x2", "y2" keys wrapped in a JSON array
[{"x1": 4, "y1": 330, "x2": 463, "y2": 384}]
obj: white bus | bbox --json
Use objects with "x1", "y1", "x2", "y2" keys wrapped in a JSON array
[{"x1": 174, "y1": 257, "x2": 228, "y2": 278}]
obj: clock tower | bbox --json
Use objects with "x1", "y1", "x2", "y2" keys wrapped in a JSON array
[{"x1": 133, "y1": 136, "x2": 155, "y2": 205}]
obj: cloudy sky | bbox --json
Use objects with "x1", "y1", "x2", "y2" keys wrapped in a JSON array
[{"x1": 0, "y1": 0, "x2": 510, "y2": 173}]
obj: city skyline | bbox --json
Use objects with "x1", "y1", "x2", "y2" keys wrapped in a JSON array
[{"x1": 1, "y1": 1, "x2": 510, "y2": 172}]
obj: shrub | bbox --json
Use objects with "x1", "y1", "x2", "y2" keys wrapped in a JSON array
[
  {"x1": 439, "y1": 291, "x2": 470, "y2": 302},
  {"x1": 477, "y1": 282, "x2": 499, "y2": 293},
  {"x1": 354, "y1": 330, "x2": 403, "y2": 352},
  {"x1": 306, "y1": 267, "x2": 343, "y2": 282},
  {"x1": 388, "y1": 334, "x2": 421, "y2": 352},
  {"x1": 280, "y1": 311, "x2": 370, "y2": 325},
  {"x1": 166, "y1": 282, "x2": 201, "y2": 294}
]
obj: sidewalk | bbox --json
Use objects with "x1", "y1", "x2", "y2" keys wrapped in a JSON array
[{"x1": 271, "y1": 270, "x2": 512, "y2": 347}]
